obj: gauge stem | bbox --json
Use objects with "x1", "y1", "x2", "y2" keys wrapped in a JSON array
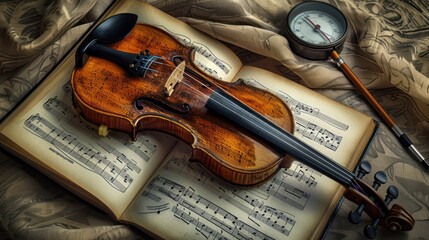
[{"x1": 330, "y1": 50, "x2": 428, "y2": 171}]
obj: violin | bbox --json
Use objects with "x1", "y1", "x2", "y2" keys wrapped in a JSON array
[{"x1": 71, "y1": 13, "x2": 415, "y2": 238}]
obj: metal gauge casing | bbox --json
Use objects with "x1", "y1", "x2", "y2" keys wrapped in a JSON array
[{"x1": 284, "y1": 1, "x2": 348, "y2": 60}]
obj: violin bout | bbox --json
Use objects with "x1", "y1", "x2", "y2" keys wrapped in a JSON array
[{"x1": 71, "y1": 24, "x2": 295, "y2": 186}]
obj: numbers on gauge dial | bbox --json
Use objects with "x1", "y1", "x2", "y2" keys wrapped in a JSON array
[{"x1": 291, "y1": 11, "x2": 343, "y2": 45}]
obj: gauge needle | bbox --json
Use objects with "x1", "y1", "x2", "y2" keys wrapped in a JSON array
[{"x1": 304, "y1": 17, "x2": 332, "y2": 43}]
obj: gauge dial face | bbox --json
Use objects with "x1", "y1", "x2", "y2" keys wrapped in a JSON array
[
  {"x1": 290, "y1": 11, "x2": 344, "y2": 46},
  {"x1": 286, "y1": 2, "x2": 348, "y2": 48},
  {"x1": 284, "y1": 2, "x2": 348, "y2": 59}
]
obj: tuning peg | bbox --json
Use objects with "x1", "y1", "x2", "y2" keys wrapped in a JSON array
[
  {"x1": 363, "y1": 178, "x2": 396, "y2": 239},
  {"x1": 372, "y1": 171, "x2": 387, "y2": 190},
  {"x1": 348, "y1": 203, "x2": 365, "y2": 224},
  {"x1": 348, "y1": 162, "x2": 374, "y2": 225},
  {"x1": 364, "y1": 218, "x2": 379, "y2": 239},
  {"x1": 356, "y1": 161, "x2": 372, "y2": 179},
  {"x1": 384, "y1": 185, "x2": 398, "y2": 206}
]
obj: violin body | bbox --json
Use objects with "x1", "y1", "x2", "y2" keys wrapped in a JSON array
[{"x1": 72, "y1": 24, "x2": 294, "y2": 186}]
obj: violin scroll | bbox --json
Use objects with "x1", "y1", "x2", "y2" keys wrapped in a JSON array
[
  {"x1": 344, "y1": 160, "x2": 415, "y2": 238},
  {"x1": 385, "y1": 204, "x2": 415, "y2": 231}
]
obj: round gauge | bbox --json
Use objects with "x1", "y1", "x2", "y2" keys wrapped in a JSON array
[{"x1": 284, "y1": 1, "x2": 348, "y2": 60}]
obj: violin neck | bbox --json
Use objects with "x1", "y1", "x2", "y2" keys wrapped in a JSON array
[{"x1": 206, "y1": 88, "x2": 355, "y2": 187}]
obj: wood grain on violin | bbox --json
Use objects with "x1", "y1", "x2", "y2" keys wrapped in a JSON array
[{"x1": 72, "y1": 24, "x2": 294, "y2": 186}]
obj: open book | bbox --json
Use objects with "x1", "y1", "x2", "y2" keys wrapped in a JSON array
[{"x1": 0, "y1": 1, "x2": 377, "y2": 239}]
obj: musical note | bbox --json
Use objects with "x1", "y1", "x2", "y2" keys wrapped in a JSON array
[
  {"x1": 250, "y1": 205, "x2": 295, "y2": 235},
  {"x1": 283, "y1": 164, "x2": 321, "y2": 188},
  {"x1": 277, "y1": 90, "x2": 349, "y2": 131},
  {"x1": 23, "y1": 113, "x2": 145, "y2": 192},
  {"x1": 140, "y1": 168, "x2": 297, "y2": 239},
  {"x1": 153, "y1": 26, "x2": 232, "y2": 79},
  {"x1": 194, "y1": 60, "x2": 221, "y2": 80},
  {"x1": 123, "y1": 136, "x2": 157, "y2": 161},
  {"x1": 294, "y1": 116, "x2": 343, "y2": 151},
  {"x1": 193, "y1": 43, "x2": 231, "y2": 74},
  {"x1": 172, "y1": 205, "x2": 225, "y2": 239},
  {"x1": 139, "y1": 202, "x2": 169, "y2": 215},
  {"x1": 62, "y1": 81, "x2": 72, "y2": 93},
  {"x1": 33, "y1": 83, "x2": 162, "y2": 180},
  {"x1": 306, "y1": 176, "x2": 316, "y2": 187},
  {"x1": 43, "y1": 96, "x2": 67, "y2": 121},
  {"x1": 241, "y1": 78, "x2": 348, "y2": 152}
]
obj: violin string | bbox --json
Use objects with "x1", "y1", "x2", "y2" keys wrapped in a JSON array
[
  {"x1": 206, "y1": 83, "x2": 356, "y2": 184},
  {"x1": 133, "y1": 57, "x2": 355, "y2": 185},
  {"x1": 112, "y1": 56, "x2": 354, "y2": 186},
  {"x1": 131, "y1": 57, "x2": 386, "y2": 215},
  {"x1": 147, "y1": 59, "x2": 356, "y2": 185},
  {"x1": 82, "y1": 37, "x2": 388, "y2": 213},
  {"x1": 244, "y1": 112, "x2": 354, "y2": 185},
  {"x1": 218, "y1": 91, "x2": 354, "y2": 185},
  {"x1": 350, "y1": 179, "x2": 367, "y2": 194},
  {"x1": 130, "y1": 59, "x2": 381, "y2": 212},
  {"x1": 134, "y1": 58, "x2": 213, "y2": 89},
  {"x1": 349, "y1": 179, "x2": 383, "y2": 214}
]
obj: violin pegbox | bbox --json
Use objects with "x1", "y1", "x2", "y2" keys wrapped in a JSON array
[
  {"x1": 363, "y1": 185, "x2": 398, "y2": 239},
  {"x1": 344, "y1": 161, "x2": 415, "y2": 239}
]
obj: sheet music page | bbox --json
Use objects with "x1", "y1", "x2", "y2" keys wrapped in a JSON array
[
  {"x1": 0, "y1": 55, "x2": 178, "y2": 218},
  {"x1": 123, "y1": 141, "x2": 339, "y2": 240},
  {"x1": 122, "y1": 68, "x2": 375, "y2": 239},
  {"x1": 115, "y1": 0, "x2": 243, "y2": 82},
  {"x1": 0, "y1": 1, "x2": 245, "y2": 219},
  {"x1": 233, "y1": 66, "x2": 376, "y2": 168}
]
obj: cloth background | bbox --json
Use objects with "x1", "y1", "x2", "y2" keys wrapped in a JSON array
[{"x1": 0, "y1": 0, "x2": 428, "y2": 239}]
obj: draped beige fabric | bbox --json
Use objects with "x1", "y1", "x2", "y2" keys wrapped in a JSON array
[
  {"x1": 151, "y1": 0, "x2": 429, "y2": 102},
  {"x1": 0, "y1": 0, "x2": 428, "y2": 239},
  {"x1": 0, "y1": 0, "x2": 98, "y2": 71}
]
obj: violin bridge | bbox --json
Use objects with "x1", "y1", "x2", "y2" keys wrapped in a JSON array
[{"x1": 164, "y1": 61, "x2": 186, "y2": 96}]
